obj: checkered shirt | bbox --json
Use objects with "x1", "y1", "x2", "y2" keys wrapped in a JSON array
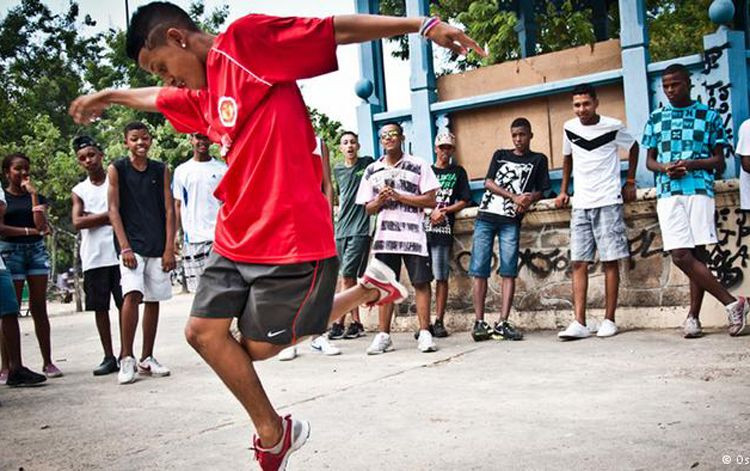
[{"x1": 642, "y1": 102, "x2": 726, "y2": 199}]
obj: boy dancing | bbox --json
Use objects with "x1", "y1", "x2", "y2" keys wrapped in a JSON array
[{"x1": 69, "y1": 2, "x2": 482, "y2": 468}]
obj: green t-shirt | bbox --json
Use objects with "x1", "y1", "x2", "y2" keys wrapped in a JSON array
[{"x1": 333, "y1": 156, "x2": 374, "y2": 238}]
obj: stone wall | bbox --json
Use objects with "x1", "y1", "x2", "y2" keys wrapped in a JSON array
[{"x1": 369, "y1": 180, "x2": 749, "y2": 331}]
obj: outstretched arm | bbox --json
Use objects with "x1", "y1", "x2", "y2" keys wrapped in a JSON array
[
  {"x1": 333, "y1": 15, "x2": 485, "y2": 57},
  {"x1": 69, "y1": 88, "x2": 162, "y2": 125}
]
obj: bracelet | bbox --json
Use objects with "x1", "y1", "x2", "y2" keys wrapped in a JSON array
[
  {"x1": 121, "y1": 248, "x2": 133, "y2": 255},
  {"x1": 420, "y1": 16, "x2": 441, "y2": 37},
  {"x1": 626, "y1": 178, "x2": 636, "y2": 184},
  {"x1": 24, "y1": 227, "x2": 29, "y2": 236},
  {"x1": 32, "y1": 205, "x2": 45, "y2": 212}
]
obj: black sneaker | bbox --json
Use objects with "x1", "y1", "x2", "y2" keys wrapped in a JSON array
[
  {"x1": 93, "y1": 356, "x2": 119, "y2": 376},
  {"x1": 344, "y1": 321, "x2": 365, "y2": 339},
  {"x1": 328, "y1": 322, "x2": 345, "y2": 340},
  {"x1": 471, "y1": 320, "x2": 492, "y2": 342},
  {"x1": 432, "y1": 319, "x2": 449, "y2": 338},
  {"x1": 492, "y1": 321, "x2": 524, "y2": 341},
  {"x1": 6, "y1": 367, "x2": 47, "y2": 387}
]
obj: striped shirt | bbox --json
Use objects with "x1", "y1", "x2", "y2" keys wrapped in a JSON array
[{"x1": 355, "y1": 154, "x2": 440, "y2": 256}]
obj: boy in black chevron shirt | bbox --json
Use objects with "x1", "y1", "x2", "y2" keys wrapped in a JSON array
[{"x1": 554, "y1": 84, "x2": 639, "y2": 341}]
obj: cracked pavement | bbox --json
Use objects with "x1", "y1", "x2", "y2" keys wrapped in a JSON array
[{"x1": 2, "y1": 294, "x2": 750, "y2": 470}]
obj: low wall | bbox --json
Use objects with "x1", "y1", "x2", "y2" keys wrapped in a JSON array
[{"x1": 362, "y1": 179, "x2": 749, "y2": 332}]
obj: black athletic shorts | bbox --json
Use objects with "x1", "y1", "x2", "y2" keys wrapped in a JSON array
[
  {"x1": 83, "y1": 265, "x2": 123, "y2": 312},
  {"x1": 374, "y1": 252, "x2": 433, "y2": 285},
  {"x1": 190, "y1": 251, "x2": 339, "y2": 346}
]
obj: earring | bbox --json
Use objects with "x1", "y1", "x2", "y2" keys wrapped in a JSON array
[{"x1": 181, "y1": 43, "x2": 186, "y2": 48}]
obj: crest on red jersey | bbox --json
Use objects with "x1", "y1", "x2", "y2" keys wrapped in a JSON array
[{"x1": 218, "y1": 96, "x2": 237, "y2": 128}]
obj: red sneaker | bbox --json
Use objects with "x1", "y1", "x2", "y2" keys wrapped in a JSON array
[
  {"x1": 253, "y1": 415, "x2": 310, "y2": 471},
  {"x1": 358, "y1": 258, "x2": 408, "y2": 306}
]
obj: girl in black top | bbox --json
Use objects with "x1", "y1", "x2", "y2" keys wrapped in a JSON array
[{"x1": 0, "y1": 153, "x2": 61, "y2": 378}]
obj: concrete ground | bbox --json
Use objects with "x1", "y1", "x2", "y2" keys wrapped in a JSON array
[{"x1": 2, "y1": 293, "x2": 750, "y2": 470}]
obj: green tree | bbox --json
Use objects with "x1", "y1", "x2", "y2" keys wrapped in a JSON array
[
  {"x1": 380, "y1": 0, "x2": 714, "y2": 69},
  {"x1": 308, "y1": 106, "x2": 345, "y2": 166},
  {"x1": 0, "y1": 0, "x2": 231, "y2": 273}
]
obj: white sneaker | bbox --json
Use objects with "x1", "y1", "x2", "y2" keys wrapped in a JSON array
[
  {"x1": 278, "y1": 346, "x2": 297, "y2": 361},
  {"x1": 310, "y1": 335, "x2": 341, "y2": 356},
  {"x1": 366, "y1": 332, "x2": 393, "y2": 355},
  {"x1": 558, "y1": 321, "x2": 591, "y2": 341},
  {"x1": 359, "y1": 259, "x2": 408, "y2": 306},
  {"x1": 138, "y1": 356, "x2": 171, "y2": 377},
  {"x1": 417, "y1": 329, "x2": 437, "y2": 352},
  {"x1": 596, "y1": 319, "x2": 618, "y2": 338},
  {"x1": 118, "y1": 356, "x2": 137, "y2": 384}
]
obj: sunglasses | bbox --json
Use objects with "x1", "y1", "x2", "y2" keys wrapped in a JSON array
[{"x1": 379, "y1": 130, "x2": 401, "y2": 139}]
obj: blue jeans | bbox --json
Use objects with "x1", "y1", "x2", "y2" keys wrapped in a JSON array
[
  {"x1": 469, "y1": 218, "x2": 520, "y2": 278},
  {"x1": 0, "y1": 240, "x2": 50, "y2": 280},
  {"x1": 0, "y1": 268, "x2": 20, "y2": 316}
]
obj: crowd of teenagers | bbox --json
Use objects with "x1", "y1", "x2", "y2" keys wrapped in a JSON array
[{"x1": 0, "y1": 1, "x2": 748, "y2": 469}]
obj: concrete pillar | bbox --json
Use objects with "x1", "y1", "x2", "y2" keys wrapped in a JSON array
[
  {"x1": 354, "y1": 0, "x2": 387, "y2": 158},
  {"x1": 406, "y1": 0, "x2": 437, "y2": 163},
  {"x1": 618, "y1": 0, "x2": 652, "y2": 188},
  {"x1": 703, "y1": 0, "x2": 749, "y2": 178},
  {"x1": 515, "y1": 0, "x2": 537, "y2": 58}
]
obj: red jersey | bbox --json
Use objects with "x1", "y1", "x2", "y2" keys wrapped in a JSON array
[{"x1": 156, "y1": 14, "x2": 338, "y2": 264}]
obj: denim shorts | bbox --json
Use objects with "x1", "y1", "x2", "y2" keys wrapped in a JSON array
[
  {"x1": 469, "y1": 218, "x2": 520, "y2": 278},
  {"x1": 0, "y1": 240, "x2": 51, "y2": 280},
  {"x1": 1, "y1": 268, "x2": 20, "y2": 316},
  {"x1": 570, "y1": 204, "x2": 629, "y2": 262},
  {"x1": 428, "y1": 244, "x2": 451, "y2": 281}
]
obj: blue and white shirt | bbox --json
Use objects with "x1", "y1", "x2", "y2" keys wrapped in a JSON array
[
  {"x1": 642, "y1": 102, "x2": 727, "y2": 199},
  {"x1": 172, "y1": 158, "x2": 227, "y2": 243}
]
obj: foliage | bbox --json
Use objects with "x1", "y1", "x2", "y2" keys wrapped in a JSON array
[
  {"x1": 380, "y1": 0, "x2": 715, "y2": 69},
  {"x1": 646, "y1": 0, "x2": 714, "y2": 62},
  {"x1": 0, "y1": 0, "x2": 230, "y2": 273},
  {"x1": 308, "y1": 106, "x2": 345, "y2": 167}
]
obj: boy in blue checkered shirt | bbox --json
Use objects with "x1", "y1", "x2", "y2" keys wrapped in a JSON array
[{"x1": 644, "y1": 63, "x2": 748, "y2": 338}]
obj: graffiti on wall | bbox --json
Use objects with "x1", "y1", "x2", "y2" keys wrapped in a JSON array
[{"x1": 453, "y1": 208, "x2": 750, "y2": 289}]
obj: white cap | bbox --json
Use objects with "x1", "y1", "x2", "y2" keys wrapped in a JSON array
[{"x1": 434, "y1": 132, "x2": 456, "y2": 147}]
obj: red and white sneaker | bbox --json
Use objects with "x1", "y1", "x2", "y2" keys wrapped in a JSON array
[
  {"x1": 358, "y1": 258, "x2": 408, "y2": 306},
  {"x1": 253, "y1": 414, "x2": 310, "y2": 471}
]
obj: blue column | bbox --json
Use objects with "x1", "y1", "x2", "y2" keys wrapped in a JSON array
[
  {"x1": 406, "y1": 0, "x2": 437, "y2": 164},
  {"x1": 618, "y1": 0, "x2": 652, "y2": 188},
  {"x1": 515, "y1": 0, "x2": 538, "y2": 58},
  {"x1": 702, "y1": 3, "x2": 749, "y2": 178},
  {"x1": 354, "y1": 0, "x2": 386, "y2": 158}
]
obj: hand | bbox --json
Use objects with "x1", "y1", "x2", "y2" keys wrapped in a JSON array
[
  {"x1": 375, "y1": 187, "x2": 391, "y2": 206},
  {"x1": 121, "y1": 251, "x2": 138, "y2": 269},
  {"x1": 162, "y1": 252, "x2": 176, "y2": 272},
  {"x1": 554, "y1": 192, "x2": 569, "y2": 209},
  {"x1": 426, "y1": 22, "x2": 487, "y2": 57},
  {"x1": 430, "y1": 208, "x2": 446, "y2": 224},
  {"x1": 69, "y1": 90, "x2": 111, "y2": 125},
  {"x1": 20, "y1": 177, "x2": 36, "y2": 194},
  {"x1": 666, "y1": 161, "x2": 687, "y2": 178},
  {"x1": 621, "y1": 181, "x2": 637, "y2": 203},
  {"x1": 516, "y1": 204, "x2": 527, "y2": 214},
  {"x1": 514, "y1": 193, "x2": 533, "y2": 209}
]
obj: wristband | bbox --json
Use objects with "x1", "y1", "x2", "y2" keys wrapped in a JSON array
[
  {"x1": 121, "y1": 248, "x2": 133, "y2": 255},
  {"x1": 32, "y1": 205, "x2": 45, "y2": 212},
  {"x1": 24, "y1": 227, "x2": 29, "y2": 236},
  {"x1": 420, "y1": 16, "x2": 441, "y2": 37}
]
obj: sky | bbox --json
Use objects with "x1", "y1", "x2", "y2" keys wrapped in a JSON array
[{"x1": 17, "y1": 0, "x2": 415, "y2": 131}]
